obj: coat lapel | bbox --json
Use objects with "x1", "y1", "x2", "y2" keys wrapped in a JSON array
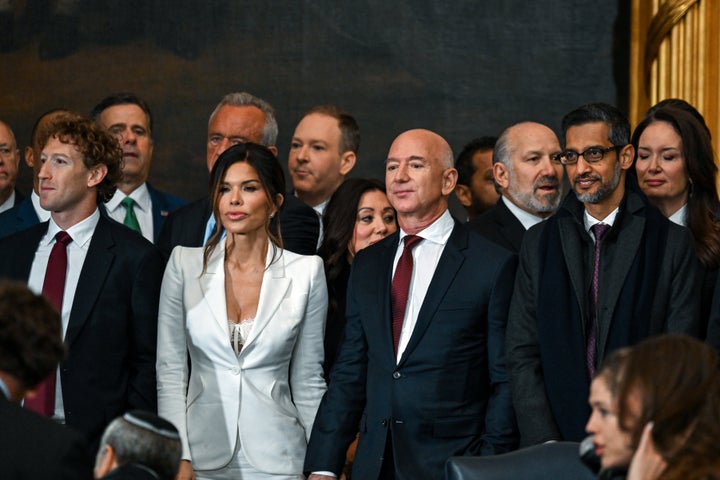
[
  {"x1": 66, "y1": 217, "x2": 114, "y2": 346},
  {"x1": 558, "y1": 216, "x2": 588, "y2": 330},
  {"x1": 397, "y1": 224, "x2": 465, "y2": 366},
  {"x1": 199, "y1": 239, "x2": 231, "y2": 335},
  {"x1": 242, "y1": 246, "x2": 291, "y2": 351}
]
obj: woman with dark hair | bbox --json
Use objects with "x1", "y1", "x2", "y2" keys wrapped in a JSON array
[
  {"x1": 318, "y1": 178, "x2": 397, "y2": 378},
  {"x1": 157, "y1": 143, "x2": 327, "y2": 480},
  {"x1": 585, "y1": 335, "x2": 720, "y2": 480},
  {"x1": 632, "y1": 103, "x2": 720, "y2": 334}
]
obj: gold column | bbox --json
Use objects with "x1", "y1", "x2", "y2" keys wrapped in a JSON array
[{"x1": 630, "y1": 0, "x2": 720, "y2": 144}]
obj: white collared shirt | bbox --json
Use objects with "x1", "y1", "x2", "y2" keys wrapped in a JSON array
[
  {"x1": 27, "y1": 209, "x2": 99, "y2": 421},
  {"x1": 501, "y1": 195, "x2": 546, "y2": 230},
  {"x1": 31, "y1": 190, "x2": 52, "y2": 222},
  {"x1": 0, "y1": 190, "x2": 15, "y2": 214},
  {"x1": 105, "y1": 183, "x2": 154, "y2": 242},
  {"x1": 393, "y1": 209, "x2": 454, "y2": 362},
  {"x1": 583, "y1": 206, "x2": 620, "y2": 242},
  {"x1": 668, "y1": 204, "x2": 687, "y2": 226}
]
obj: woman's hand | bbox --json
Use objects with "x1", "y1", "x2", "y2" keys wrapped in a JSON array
[
  {"x1": 176, "y1": 460, "x2": 196, "y2": 480},
  {"x1": 628, "y1": 423, "x2": 667, "y2": 480}
]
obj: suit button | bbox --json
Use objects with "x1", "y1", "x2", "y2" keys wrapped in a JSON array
[
  {"x1": 393, "y1": 371, "x2": 401, "y2": 379},
  {"x1": 230, "y1": 367, "x2": 240, "y2": 375},
  {"x1": 381, "y1": 419, "x2": 388, "y2": 427}
]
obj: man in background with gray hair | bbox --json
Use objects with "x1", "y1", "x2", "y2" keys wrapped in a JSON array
[
  {"x1": 94, "y1": 410, "x2": 182, "y2": 480},
  {"x1": 158, "y1": 92, "x2": 319, "y2": 257},
  {"x1": 469, "y1": 121, "x2": 565, "y2": 253}
]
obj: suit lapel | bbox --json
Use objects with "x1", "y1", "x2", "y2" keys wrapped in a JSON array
[
  {"x1": 66, "y1": 217, "x2": 114, "y2": 346},
  {"x1": 242, "y1": 247, "x2": 291, "y2": 351},
  {"x1": 199, "y1": 239, "x2": 232, "y2": 335},
  {"x1": 558, "y1": 216, "x2": 588, "y2": 328},
  {"x1": 397, "y1": 224, "x2": 466, "y2": 366},
  {"x1": 496, "y1": 200, "x2": 525, "y2": 252},
  {"x1": 377, "y1": 234, "x2": 400, "y2": 364}
]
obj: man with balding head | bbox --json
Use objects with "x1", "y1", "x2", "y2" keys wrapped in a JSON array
[
  {"x1": 469, "y1": 122, "x2": 564, "y2": 253},
  {"x1": 0, "y1": 120, "x2": 22, "y2": 214},
  {"x1": 305, "y1": 129, "x2": 517, "y2": 479},
  {"x1": 157, "y1": 92, "x2": 319, "y2": 257}
]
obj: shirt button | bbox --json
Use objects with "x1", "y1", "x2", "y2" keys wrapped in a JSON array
[{"x1": 393, "y1": 371, "x2": 401, "y2": 379}]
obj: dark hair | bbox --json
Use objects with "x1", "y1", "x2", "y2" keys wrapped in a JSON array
[
  {"x1": 615, "y1": 335, "x2": 720, "y2": 479},
  {"x1": 456, "y1": 136, "x2": 497, "y2": 187},
  {"x1": 90, "y1": 93, "x2": 153, "y2": 134},
  {"x1": 203, "y1": 142, "x2": 286, "y2": 272},
  {"x1": 37, "y1": 112, "x2": 122, "y2": 203},
  {"x1": 0, "y1": 281, "x2": 65, "y2": 390},
  {"x1": 561, "y1": 102, "x2": 631, "y2": 147},
  {"x1": 99, "y1": 411, "x2": 182, "y2": 480},
  {"x1": 302, "y1": 105, "x2": 360, "y2": 155},
  {"x1": 631, "y1": 105, "x2": 720, "y2": 268},
  {"x1": 318, "y1": 178, "x2": 390, "y2": 320},
  {"x1": 645, "y1": 98, "x2": 711, "y2": 140}
]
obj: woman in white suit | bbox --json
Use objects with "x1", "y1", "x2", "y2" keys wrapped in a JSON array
[{"x1": 157, "y1": 143, "x2": 328, "y2": 480}]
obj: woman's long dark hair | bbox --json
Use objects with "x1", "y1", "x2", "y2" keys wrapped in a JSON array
[
  {"x1": 202, "y1": 142, "x2": 285, "y2": 273},
  {"x1": 318, "y1": 178, "x2": 388, "y2": 317},
  {"x1": 632, "y1": 105, "x2": 720, "y2": 268}
]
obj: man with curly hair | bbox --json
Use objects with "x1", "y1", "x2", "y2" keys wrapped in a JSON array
[{"x1": 0, "y1": 113, "x2": 164, "y2": 451}]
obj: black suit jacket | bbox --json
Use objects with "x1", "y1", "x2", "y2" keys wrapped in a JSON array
[
  {"x1": 157, "y1": 193, "x2": 319, "y2": 258},
  {"x1": 305, "y1": 221, "x2": 518, "y2": 480},
  {"x1": 0, "y1": 215, "x2": 164, "y2": 445},
  {"x1": 0, "y1": 392, "x2": 93, "y2": 479},
  {"x1": 468, "y1": 198, "x2": 526, "y2": 253},
  {"x1": 0, "y1": 195, "x2": 39, "y2": 239},
  {"x1": 146, "y1": 183, "x2": 187, "y2": 243}
]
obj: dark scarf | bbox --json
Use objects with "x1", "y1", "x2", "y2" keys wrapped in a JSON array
[{"x1": 536, "y1": 190, "x2": 669, "y2": 441}]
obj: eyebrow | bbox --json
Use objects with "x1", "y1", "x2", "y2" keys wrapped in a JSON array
[{"x1": 386, "y1": 155, "x2": 426, "y2": 164}]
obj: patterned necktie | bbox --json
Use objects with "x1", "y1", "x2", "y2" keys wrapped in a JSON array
[
  {"x1": 587, "y1": 223, "x2": 610, "y2": 378},
  {"x1": 121, "y1": 197, "x2": 142, "y2": 234},
  {"x1": 25, "y1": 231, "x2": 72, "y2": 416},
  {"x1": 391, "y1": 235, "x2": 423, "y2": 355}
]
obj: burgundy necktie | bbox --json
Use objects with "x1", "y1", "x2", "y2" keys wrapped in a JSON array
[
  {"x1": 391, "y1": 235, "x2": 422, "y2": 355},
  {"x1": 587, "y1": 223, "x2": 610, "y2": 379},
  {"x1": 25, "y1": 231, "x2": 72, "y2": 416}
]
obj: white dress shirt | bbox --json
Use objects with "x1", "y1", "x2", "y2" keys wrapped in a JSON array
[
  {"x1": 105, "y1": 183, "x2": 154, "y2": 242},
  {"x1": 393, "y1": 209, "x2": 454, "y2": 362},
  {"x1": 0, "y1": 190, "x2": 15, "y2": 213},
  {"x1": 27, "y1": 209, "x2": 99, "y2": 421},
  {"x1": 583, "y1": 206, "x2": 619, "y2": 241},
  {"x1": 30, "y1": 191, "x2": 52, "y2": 222},
  {"x1": 502, "y1": 195, "x2": 545, "y2": 230},
  {"x1": 668, "y1": 204, "x2": 687, "y2": 226}
]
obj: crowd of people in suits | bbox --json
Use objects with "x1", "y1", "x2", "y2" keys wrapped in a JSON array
[{"x1": 0, "y1": 91, "x2": 719, "y2": 480}]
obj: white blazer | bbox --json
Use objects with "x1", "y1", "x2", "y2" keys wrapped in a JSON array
[{"x1": 157, "y1": 240, "x2": 327, "y2": 474}]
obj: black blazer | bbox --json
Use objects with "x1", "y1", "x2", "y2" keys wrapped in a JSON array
[
  {"x1": 0, "y1": 392, "x2": 93, "y2": 479},
  {"x1": 467, "y1": 198, "x2": 526, "y2": 254},
  {"x1": 0, "y1": 215, "x2": 164, "y2": 445},
  {"x1": 0, "y1": 195, "x2": 39, "y2": 239},
  {"x1": 157, "y1": 193, "x2": 320, "y2": 258},
  {"x1": 305, "y1": 222, "x2": 518, "y2": 480}
]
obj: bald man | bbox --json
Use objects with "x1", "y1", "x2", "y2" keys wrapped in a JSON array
[
  {"x1": 0, "y1": 120, "x2": 22, "y2": 214},
  {"x1": 469, "y1": 122, "x2": 565, "y2": 253},
  {"x1": 305, "y1": 129, "x2": 518, "y2": 480}
]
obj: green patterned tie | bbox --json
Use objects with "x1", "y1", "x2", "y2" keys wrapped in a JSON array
[{"x1": 121, "y1": 197, "x2": 142, "y2": 234}]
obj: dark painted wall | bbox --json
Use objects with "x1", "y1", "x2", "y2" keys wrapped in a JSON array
[{"x1": 1, "y1": 1, "x2": 622, "y2": 201}]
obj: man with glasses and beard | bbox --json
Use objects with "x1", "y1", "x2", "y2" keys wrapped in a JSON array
[
  {"x1": 506, "y1": 103, "x2": 701, "y2": 447},
  {"x1": 469, "y1": 122, "x2": 564, "y2": 253}
]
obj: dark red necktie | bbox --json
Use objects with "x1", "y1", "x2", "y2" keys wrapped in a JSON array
[
  {"x1": 25, "y1": 231, "x2": 72, "y2": 416},
  {"x1": 587, "y1": 223, "x2": 610, "y2": 379},
  {"x1": 391, "y1": 235, "x2": 422, "y2": 355}
]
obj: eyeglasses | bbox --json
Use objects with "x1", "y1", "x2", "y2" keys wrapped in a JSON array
[{"x1": 555, "y1": 145, "x2": 624, "y2": 165}]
